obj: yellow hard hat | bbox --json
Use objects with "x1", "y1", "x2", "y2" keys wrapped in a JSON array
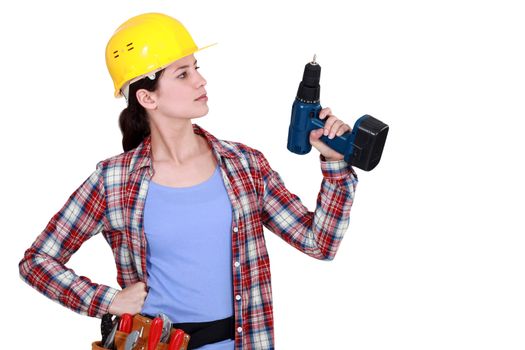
[{"x1": 105, "y1": 13, "x2": 216, "y2": 97}]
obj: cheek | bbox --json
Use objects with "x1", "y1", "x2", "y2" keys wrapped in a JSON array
[
  {"x1": 159, "y1": 88, "x2": 195, "y2": 114},
  {"x1": 164, "y1": 90, "x2": 186, "y2": 104},
  {"x1": 158, "y1": 81, "x2": 183, "y2": 102}
]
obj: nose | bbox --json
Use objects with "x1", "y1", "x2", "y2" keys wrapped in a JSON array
[{"x1": 194, "y1": 69, "x2": 207, "y2": 88}]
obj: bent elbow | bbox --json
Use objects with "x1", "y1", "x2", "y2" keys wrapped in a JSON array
[
  {"x1": 322, "y1": 252, "x2": 337, "y2": 261},
  {"x1": 18, "y1": 251, "x2": 33, "y2": 283},
  {"x1": 311, "y1": 248, "x2": 337, "y2": 261},
  {"x1": 18, "y1": 247, "x2": 41, "y2": 283},
  {"x1": 319, "y1": 244, "x2": 341, "y2": 261}
]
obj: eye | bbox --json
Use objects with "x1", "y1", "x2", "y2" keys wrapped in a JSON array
[{"x1": 177, "y1": 66, "x2": 200, "y2": 79}]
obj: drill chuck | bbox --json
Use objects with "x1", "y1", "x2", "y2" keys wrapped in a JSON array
[{"x1": 296, "y1": 55, "x2": 321, "y2": 103}]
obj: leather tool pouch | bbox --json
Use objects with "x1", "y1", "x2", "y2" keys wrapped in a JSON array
[{"x1": 92, "y1": 314, "x2": 190, "y2": 350}]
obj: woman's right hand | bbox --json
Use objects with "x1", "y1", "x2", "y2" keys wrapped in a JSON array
[{"x1": 108, "y1": 282, "x2": 148, "y2": 316}]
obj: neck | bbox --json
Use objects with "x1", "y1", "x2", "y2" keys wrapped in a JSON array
[{"x1": 149, "y1": 118, "x2": 205, "y2": 166}]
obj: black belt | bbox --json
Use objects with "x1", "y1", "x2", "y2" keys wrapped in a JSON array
[{"x1": 143, "y1": 314, "x2": 235, "y2": 349}]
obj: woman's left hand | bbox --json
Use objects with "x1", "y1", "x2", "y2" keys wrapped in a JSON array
[{"x1": 309, "y1": 107, "x2": 352, "y2": 161}]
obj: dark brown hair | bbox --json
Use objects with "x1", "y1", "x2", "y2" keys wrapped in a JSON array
[{"x1": 119, "y1": 70, "x2": 165, "y2": 152}]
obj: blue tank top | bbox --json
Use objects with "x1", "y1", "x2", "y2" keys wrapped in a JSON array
[{"x1": 141, "y1": 164, "x2": 234, "y2": 350}]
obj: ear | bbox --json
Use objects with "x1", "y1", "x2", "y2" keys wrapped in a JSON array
[{"x1": 136, "y1": 89, "x2": 157, "y2": 110}]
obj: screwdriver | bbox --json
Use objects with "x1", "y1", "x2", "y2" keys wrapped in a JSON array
[
  {"x1": 168, "y1": 329, "x2": 185, "y2": 350},
  {"x1": 119, "y1": 313, "x2": 133, "y2": 334},
  {"x1": 148, "y1": 317, "x2": 164, "y2": 350}
]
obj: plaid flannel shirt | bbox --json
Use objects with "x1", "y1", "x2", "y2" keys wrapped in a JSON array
[{"x1": 19, "y1": 123, "x2": 358, "y2": 349}]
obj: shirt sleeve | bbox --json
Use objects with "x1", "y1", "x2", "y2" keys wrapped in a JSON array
[
  {"x1": 258, "y1": 151, "x2": 358, "y2": 260},
  {"x1": 18, "y1": 161, "x2": 119, "y2": 318}
]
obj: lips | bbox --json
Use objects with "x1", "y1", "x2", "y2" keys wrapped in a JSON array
[{"x1": 195, "y1": 93, "x2": 207, "y2": 101}]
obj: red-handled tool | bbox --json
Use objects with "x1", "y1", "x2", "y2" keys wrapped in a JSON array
[
  {"x1": 148, "y1": 317, "x2": 164, "y2": 350},
  {"x1": 168, "y1": 329, "x2": 185, "y2": 350},
  {"x1": 119, "y1": 313, "x2": 133, "y2": 334}
]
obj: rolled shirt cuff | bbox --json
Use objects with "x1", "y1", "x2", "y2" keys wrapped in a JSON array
[{"x1": 320, "y1": 154, "x2": 358, "y2": 182}]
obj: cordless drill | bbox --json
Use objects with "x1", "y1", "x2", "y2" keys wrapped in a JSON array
[{"x1": 287, "y1": 55, "x2": 389, "y2": 171}]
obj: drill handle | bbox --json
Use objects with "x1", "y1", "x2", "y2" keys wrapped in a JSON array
[
  {"x1": 311, "y1": 116, "x2": 354, "y2": 160},
  {"x1": 287, "y1": 100, "x2": 353, "y2": 161}
]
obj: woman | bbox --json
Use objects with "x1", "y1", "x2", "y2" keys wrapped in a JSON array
[{"x1": 19, "y1": 12, "x2": 358, "y2": 350}]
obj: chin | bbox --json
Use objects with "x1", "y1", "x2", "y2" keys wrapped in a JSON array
[
  {"x1": 194, "y1": 106, "x2": 209, "y2": 118},
  {"x1": 192, "y1": 113, "x2": 208, "y2": 119}
]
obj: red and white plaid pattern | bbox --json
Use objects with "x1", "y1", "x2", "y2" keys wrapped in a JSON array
[{"x1": 19, "y1": 123, "x2": 358, "y2": 349}]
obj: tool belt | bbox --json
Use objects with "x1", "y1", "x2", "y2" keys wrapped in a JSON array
[
  {"x1": 166, "y1": 315, "x2": 235, "y2": 349},
  {"x1": 92, "y1": 313, "x2": 234, "y2": 350}
]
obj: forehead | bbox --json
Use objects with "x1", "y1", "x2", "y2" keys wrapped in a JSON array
[{"x1": 166, "y1": 54, "x2": 196, "y2": 71}]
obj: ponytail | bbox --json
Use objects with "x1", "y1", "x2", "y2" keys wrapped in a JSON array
[{"x1": 118, "y1": 69, "x2": 165, "y2": 152}]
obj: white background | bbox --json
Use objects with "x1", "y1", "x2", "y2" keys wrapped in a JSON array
[{"x1": 2, "y1": 0, "x2": 524, "y2": 349}]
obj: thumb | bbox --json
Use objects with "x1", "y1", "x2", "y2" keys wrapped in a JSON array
[{"x1": 310, "y1": 128, "x2": 324, "y2": 141}]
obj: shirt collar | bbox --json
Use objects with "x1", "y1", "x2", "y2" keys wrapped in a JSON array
[{"x1": 128, "y1": 123, "x2": 242, "y2": 174}]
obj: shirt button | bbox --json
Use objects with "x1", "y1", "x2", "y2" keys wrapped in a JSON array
[
  {"x1": 237, "y1": 327, "x2": 243, "y2": 333},
  {"x1": 235, "y1": 294, "x2": 241, "y2": 301},
  {"x1": 234, "y1": 261, "x2": 240, "y2": 268},
  {"x1": 233, "y1": 227, "x2": 238, "y2": 232}
]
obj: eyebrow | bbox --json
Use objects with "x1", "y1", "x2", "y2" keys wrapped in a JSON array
[{"x1": 173, "y1": 60, "x2": 198, "y2": 72}]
